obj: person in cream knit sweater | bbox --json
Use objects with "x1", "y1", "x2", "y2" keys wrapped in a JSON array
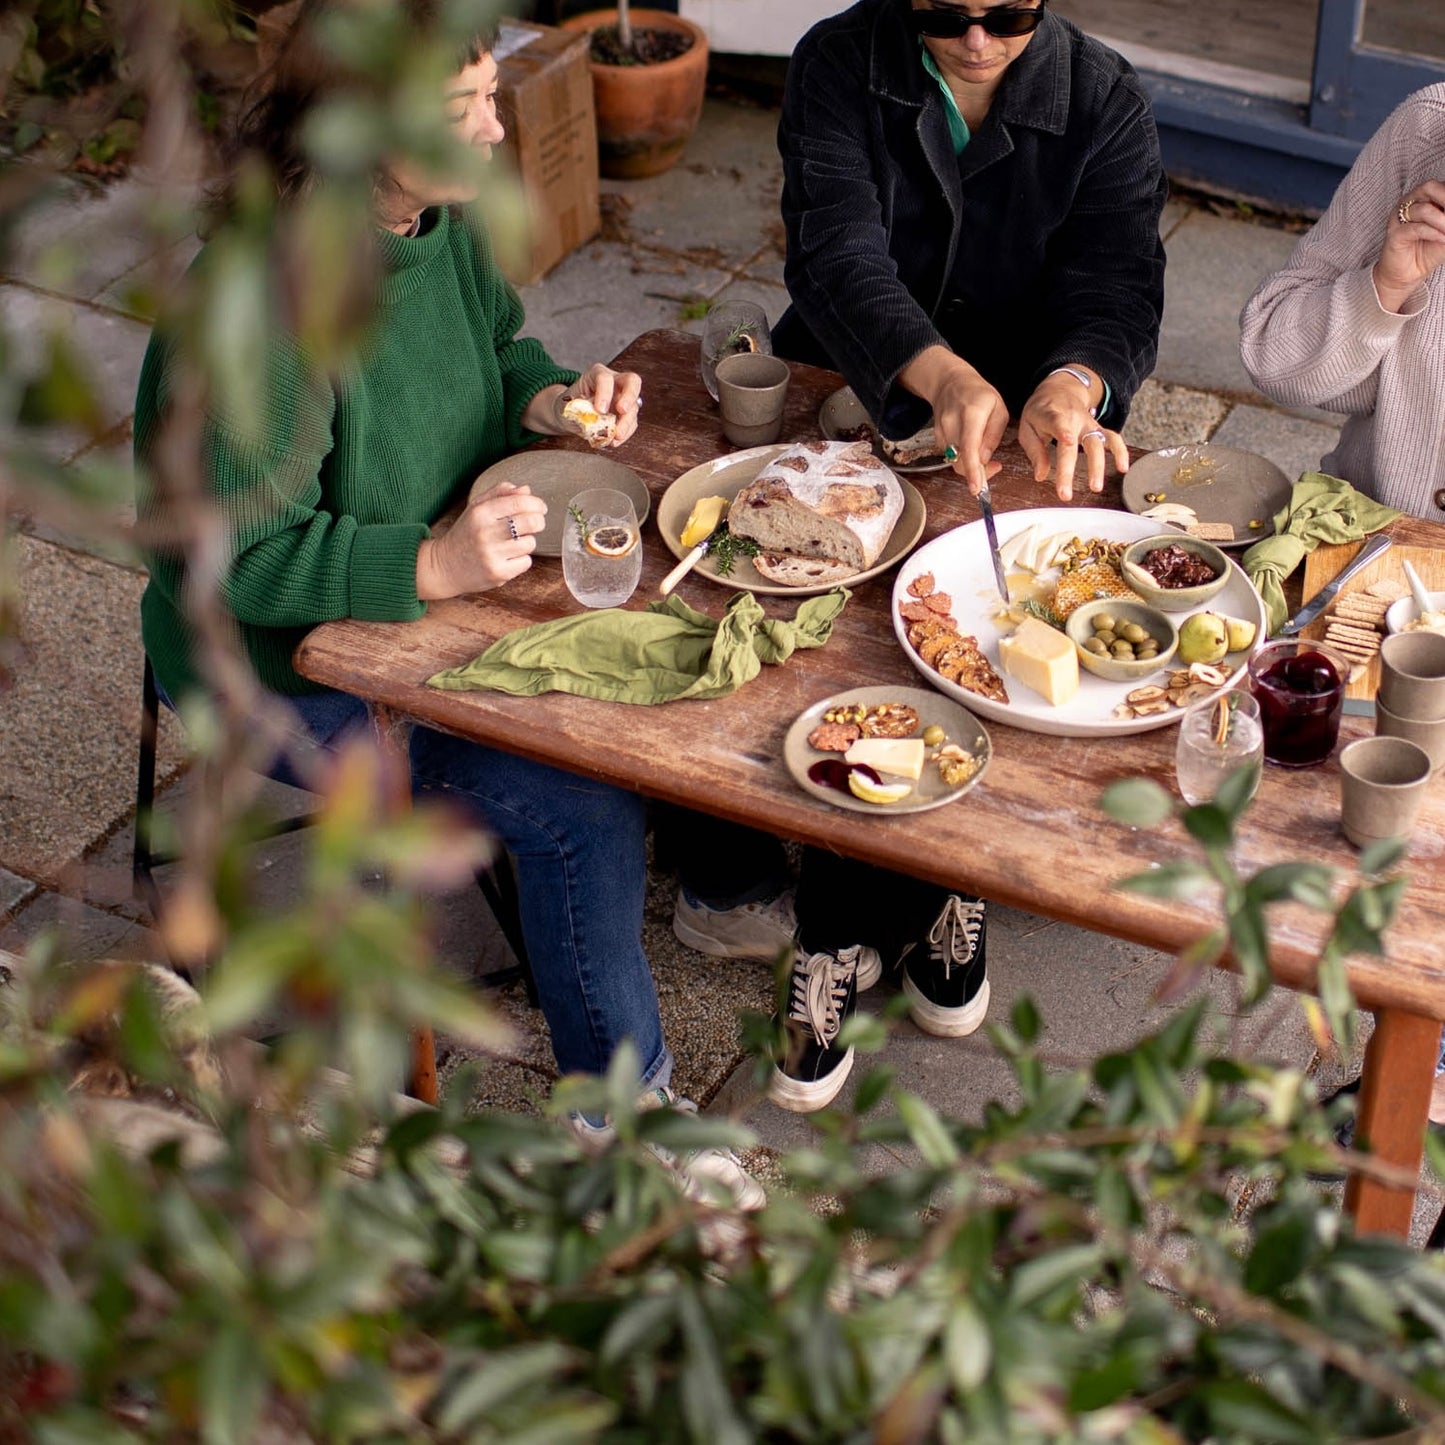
[{"x1": 1240, "y1": 83, "x2": 1445, "y2": 520}]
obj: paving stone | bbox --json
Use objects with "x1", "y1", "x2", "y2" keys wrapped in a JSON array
[
  {"x1": 0, "y1": 283, "x2": 150, "y2": 463},
  {"x1": 1122, "y1": 378, "x2": 1231, "y2": 452},
  {"x1": 0, "y1": 536, "x2": 185, "y2": 883},
  {"x1": 12, "y1": 427, "x2": 141, "y2": 566},
  {"x1": 603, "y1": 98, "x2": 784, "y2": 270},
  {"x1": 1209, "y1": 401, "x2": 1343, "y2": 487},
  {"x1": 0, "y1": 889, "x2": 152, "y2": 964},
  {"x1": 2, "y1": 174, "x2": 199, "y2": 303},
  {"x1": 0, "y1": 868, "x2": 36, "y2": 919},
  {"x1": 516, "y1": 240, "x2": 728, "y2": 371},
  {"x1": 1157, "y1": 208, "x2": 1301, "y2": 398}
]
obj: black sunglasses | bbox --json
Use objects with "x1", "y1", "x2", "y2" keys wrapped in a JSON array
[{"x1": 907, "y1": 1, "x2": 1047, "y2": 39}]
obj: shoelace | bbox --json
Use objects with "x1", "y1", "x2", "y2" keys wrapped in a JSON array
[
  {"x1": 787, "y1": 949, "x2": 857, "y2": 1046},
  {"x1": 928, "y1": 896, "x2": 985, "y2": 979}
]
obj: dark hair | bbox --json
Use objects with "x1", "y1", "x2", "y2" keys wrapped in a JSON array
[{"x1": 216, "y1": 0, "x2": 498, "y2": 212}]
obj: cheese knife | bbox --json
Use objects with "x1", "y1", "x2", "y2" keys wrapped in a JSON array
[
  {"x1": 1276, "y1": 531, "x2": 1393, "y2": 635},
  {"x1": 977, "y1": 483, "x2": 1009, "y2": 603}
]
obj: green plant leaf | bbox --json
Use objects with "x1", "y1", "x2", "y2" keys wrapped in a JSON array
[
  {"x1": 198, "y1": 1325, "x2": 267, "y2": 1445},
  {"x1": 1100, "y1": 777, "x2": 1174, "y2": 828},
  {"x1": 1115, "y1": 862, "x2": 1214, "y2": 899},
  {"x1": 1245, "y1": 862, "x2": 1336, "y2": 910},
  {"x1": 1182, "y1": 802, "x2": 1233, "y2": 850},
  {"x1": 1359, "y1": 835, "x2": 1408, "y2": 876},
  {"x1": 943, "y1": 1300, "x2": 991, "y2": 1391},
  {"x1": 895, "y1": 1091, "x2": 960, "y2": 1168},
  {"x1": 435, "y1": 1344, "x2": 576, "y2": 1431}
]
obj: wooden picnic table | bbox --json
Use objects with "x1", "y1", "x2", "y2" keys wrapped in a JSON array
[{"x1": 295, "y1": 327, "x2": 1445, "y2": 1239}]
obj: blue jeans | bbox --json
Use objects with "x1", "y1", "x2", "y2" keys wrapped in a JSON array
[{"x1": 268, "y1": 688, "x2": 672, "y2": 1091}]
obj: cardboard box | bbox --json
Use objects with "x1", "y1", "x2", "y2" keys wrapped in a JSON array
[
  {"x1": 255, "y1": 9, "x2": 599, "y2": 287},
  {"x1": 494, "y1": 20, "x2": 601, "y2": 287}
]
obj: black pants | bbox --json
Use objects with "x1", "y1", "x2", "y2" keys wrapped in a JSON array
[{"x1": 654, "y1": 807, "x2": 951, "y2": 961}]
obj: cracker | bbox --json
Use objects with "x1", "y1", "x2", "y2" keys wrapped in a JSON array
[
  {"x1": 1324, "y1": 624, "x2": 1382, "y2": 648},
  {"x1": 1186, "y1": 521, "x2": 1236, "y2": 541},
  {"x1": 1325, "y1": 620, "x2": 1382, "y2": 640},
  {"x1": 1332, "y1": 600, "x2": 1388, "y2": 624},
  {"x1": 1366, "y1": 578, "x2": 1410, "y2": 602}
]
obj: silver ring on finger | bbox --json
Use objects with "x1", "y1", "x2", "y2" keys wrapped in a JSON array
[
  {"x1": 506, "y1": 515, "x2": 519, "y2": 541},
  {"x1": 1081, "y1": 429, "x2": 1106, "y2": 443},
  {"x1": 1399, "y1": 198, "x2": 1414, "y2": 225}
]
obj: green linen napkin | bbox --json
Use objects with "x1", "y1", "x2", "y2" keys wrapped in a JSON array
[
  {"x1": 426, "y1": 588, "x2": 850, "y2": 703},
  {"x1": 1242, "y1": 472, "x2": 1402, "y2": 635}
]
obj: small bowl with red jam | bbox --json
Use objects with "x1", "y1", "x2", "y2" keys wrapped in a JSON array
[{"x1": 1120, "y1": 534, "x2": 1230, "y2": 612}]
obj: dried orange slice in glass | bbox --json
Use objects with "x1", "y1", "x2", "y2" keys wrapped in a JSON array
[{"x1": 584, "y1": 524, "x2": 638, "y2": 558}]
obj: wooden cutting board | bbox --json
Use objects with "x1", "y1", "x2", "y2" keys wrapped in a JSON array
[{"x1": 1300, "y1": 542, "x2": 1445, "y2": 702}]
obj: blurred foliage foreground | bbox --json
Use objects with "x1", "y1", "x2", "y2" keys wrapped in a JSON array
[{"x1": 5, "y1": 1, "x2": 1445, "y2": 1441}]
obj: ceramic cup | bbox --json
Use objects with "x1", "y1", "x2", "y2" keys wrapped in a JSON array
[
  {"x1": 716, "y1": 352, "x2": 790, "y2": 447},
  {"x1": 1338, "y1": 735, "x2": 1433, "y2": 849},
  {"x1": 1378, "y1": 631, "x2": 1445, "y2": 720},
  {"x1": 1375, "y1": 695, "x2": 1445, "y2": 774}
]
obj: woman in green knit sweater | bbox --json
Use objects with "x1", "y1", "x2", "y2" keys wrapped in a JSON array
[{"x1": 136, "y1": 0, "x2": 761, "y2": 1210}]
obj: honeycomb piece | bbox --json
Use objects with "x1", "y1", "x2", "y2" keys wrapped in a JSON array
[{"x1": 1051, "y1": 562, "x2": 1137, "y2": 618}]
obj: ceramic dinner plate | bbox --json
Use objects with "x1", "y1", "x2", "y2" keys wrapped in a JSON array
[
  {"x1": 1121, "y1": 444, "x2": 1292, "y2": 548},
  {"x1": 818, "y1": 386, "x2": 952, "y2": 472},
  {"x1": 784, "y1": 684, "x2": 992, "y2": 815},
  {"x1": 657, "y1": 446, "x2": 926, "y2": 597},
  {"x1": 893, "y1": 507, "x2": 1268, "y2": 738},
  {"x1": 472, "y1": 450, "x2": 651, "y2": 557}
]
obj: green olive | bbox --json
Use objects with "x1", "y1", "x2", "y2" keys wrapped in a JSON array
[
  {"x1": 1120, "y1": 622, "x2": 1147, "y2": 644},
  {"x1": 1083, "y1": 636, "x2": 1109, "y2": 656},
  {"x1": 1093, "y1": 629, "x2": 1117, "y2": 647},
  {"x1": 1136, "y1": 645, "x2": 1159, "y2": 660},
  {"x1": 922, "y1": 724, "x2": 945, "y2": 746},
  {"x1": 1111, "y1": 640, "x2": 1135, "y2": 659},
  {"x1": 1092, "y1": 613, "x2": 1117, "y2": 634}
]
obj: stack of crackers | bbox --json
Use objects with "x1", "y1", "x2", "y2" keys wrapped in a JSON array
[{"x1": 1323, "y1": 578, "x2": 1409, "y2": 676}]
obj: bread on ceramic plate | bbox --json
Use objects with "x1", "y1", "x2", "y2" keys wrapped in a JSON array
[{"x1": 727, "y1": 440, "x2": 903, "y2": 584}]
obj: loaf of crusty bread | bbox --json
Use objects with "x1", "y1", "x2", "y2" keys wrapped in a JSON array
[
  {"x1": 727, "y1": 440, "x2": 903, "y2": 572},
  {"x1": 752, "y1": 552, "x2": 856, "y2": 586}
]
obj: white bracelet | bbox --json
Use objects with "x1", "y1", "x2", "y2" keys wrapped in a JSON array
[{"x1": 1046, "y1": 365, "x2": 1099, "y2": 418}]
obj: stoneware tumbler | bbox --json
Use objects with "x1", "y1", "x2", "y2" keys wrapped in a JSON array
[
  {"x1": 1338, "y1": 735, "x2": 1433, "y2": 849},
  {"x1": 1375, "y1": 695, "x2": 1445, "y2": 774},
  {"x1": 1378, "y1": 631, "x2": 1445, "y2": 720},
  {"x1": 716, "y1": 352, "x2": 790, "y2": 447}
]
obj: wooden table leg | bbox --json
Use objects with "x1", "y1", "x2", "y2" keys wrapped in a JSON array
[
  {"x1": 365, "y1": 704, "x2": 439, "y2": 1107},
  {"x1": 1344, "y1": 1007, "x2": 1441, "y2": 1238}
]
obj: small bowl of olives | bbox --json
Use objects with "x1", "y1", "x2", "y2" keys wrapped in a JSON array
[{"x1": 1065, "y1": 598, "x2": 1178, "y2": 682}]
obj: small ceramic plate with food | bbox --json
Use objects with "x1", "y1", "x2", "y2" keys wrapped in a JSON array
[
  {"x1": 657, "y1": 446, "x2": 926, "y2": 597},
  {"x1": 1120, "y1": 445, "x2": 1292, "y2": 549},
  {"x1": 818, "y1": 386, "x2": 953, "y2": 472},
  {"x1": 893, "y1": 507, "x2": 1267, "y2": 738},
  {"x1": 473, "y1": 449, "x2": 651, "y2": 557},
  {"x1": 784, "y1": 684, "x2": 992, "y2": 815}
]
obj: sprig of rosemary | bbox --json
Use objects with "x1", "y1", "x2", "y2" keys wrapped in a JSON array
[
  {"x1": 568, "y1": 503, "x2": 587, "y2": 544},
  {"x1": 708, "y1": 524, "x2": 760, "y2": 576},
  {"x1": 1015, "y1": 596, "x2": 1066, "y2": 630}
]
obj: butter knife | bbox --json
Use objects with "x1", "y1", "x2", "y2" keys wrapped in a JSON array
[
  {"x1": 977, "y1": 483, "x2": 1009, "y2": 602},
  {"x1": 1277, "y1": 532, "x2": 1393, "y2": 635}
]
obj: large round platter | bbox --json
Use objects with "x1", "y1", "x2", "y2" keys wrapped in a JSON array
[
  {"x1": 472, "y1": 450, "x2": 651, "y2": 557},
  {"x1": 784, "y1": 684, "x2": 991, "y2": 815},
  {"x1": 658, "y1": 446, "x2": 926, "y2": 598},
  {"x1": 1121, "y1": 445, "x2": 1291, "y2": 548},
  {"x1": 818, "y1": 386, "x2": 952, "y2": 472},
  {"x1": 892, "y1": 507, "x2": 1268, "y2": 738}
]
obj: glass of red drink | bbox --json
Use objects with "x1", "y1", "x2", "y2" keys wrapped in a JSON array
[{"x1": 1247, "y1": 638, "x2": 1351, "y2": 768}]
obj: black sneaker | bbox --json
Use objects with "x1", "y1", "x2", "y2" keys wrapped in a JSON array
[
  {"x1": 901, "y1": 895, "x2": 990, "y2": 1038},
  {"x1": 767, "y1": 946, "x2": 863, "y2": 1112}
]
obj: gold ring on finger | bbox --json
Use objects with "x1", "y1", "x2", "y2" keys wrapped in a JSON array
[{"x1": 1399, "y1": 199, "x2": 1414, "y2": 224}]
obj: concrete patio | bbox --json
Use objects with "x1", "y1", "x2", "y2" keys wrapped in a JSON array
[{"x1": 3, "y1": 91, "x2": 1437, "y2": 1238}]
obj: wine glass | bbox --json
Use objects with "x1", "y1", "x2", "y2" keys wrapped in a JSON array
[
  {"x1": 700, "y1": 300, "x2": 773, "y2": 401},
  {"x1": 561, "y1": 488, "x2": 643, "y2": 608},
  {"x1": 1174, "y1": 688, "x2": 1264, "y2": 805}
]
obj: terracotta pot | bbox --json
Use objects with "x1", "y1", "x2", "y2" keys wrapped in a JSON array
[{"x1": 560, "y1": 9, "x2": 709, "y2": 180}]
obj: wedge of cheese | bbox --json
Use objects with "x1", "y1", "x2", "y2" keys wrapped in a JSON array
[
  {"x1": 844, "y1": 737, "x2": 926, "y2": 781},
  {"x1": 997, "y1": 616, "x2": 1079, "y2": 706}
]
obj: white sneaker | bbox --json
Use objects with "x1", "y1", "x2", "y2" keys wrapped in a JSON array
[
  {"x1": 673, "y1": 886, "x2": 798, "y2": 962},
  {"x1": 571, "y1": 1086, "x2": 766, "y2": 1212}
]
